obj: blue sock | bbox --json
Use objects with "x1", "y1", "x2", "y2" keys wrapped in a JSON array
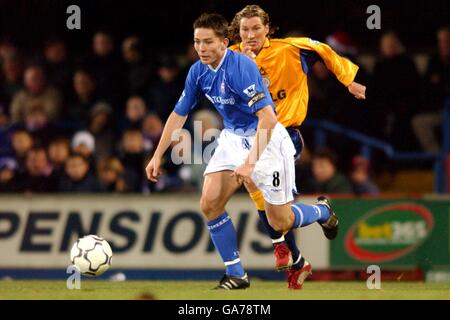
[
  {"x1": 207, "y1": 212, "x2": 245, "y2": 278},
  {"x1": 291, "y1": 203, "x2": 330, "y2": 228},
  {"x1": 258, "y1": 210, "x2": 300, "y2": 262}
]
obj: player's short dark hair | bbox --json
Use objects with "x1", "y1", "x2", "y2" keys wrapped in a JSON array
[{"x1": 193, "y1": 13, "x2": 229, "y2": 39}]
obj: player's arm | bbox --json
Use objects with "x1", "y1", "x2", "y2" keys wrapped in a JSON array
[
  {"x1": 232, "y1": 105, "x2": 277, "y2": 184},
  {"x1": 247, "y1": 105, "x2": 277, "y2": 165},
  {"x1": 347, "y1": 81, "x2": 366, "y2": 99},
  {"x1": 146, "y1": 66, "x2": 200, "y2": 182},
  {"x1": 231, "y1": 56, "x2": 278, "y2": 183},
  {"x1": 145, "y1": 111, "x2": 188, "y2": 182},
  {"x1": 291, "y1": 38, "x2": 366, "y2": 99}
]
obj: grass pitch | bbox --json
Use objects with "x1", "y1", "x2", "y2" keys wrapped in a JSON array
[{"x1": 1, "y1": 280, "x2": 449, "y2": 300}]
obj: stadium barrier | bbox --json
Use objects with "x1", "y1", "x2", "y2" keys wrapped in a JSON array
[
  {"x1": 0, "y1": 194, "x2": 448, "y2": 281},
  {"x1": 304, "y1": 96, "x2": 450, "y2": 193}
]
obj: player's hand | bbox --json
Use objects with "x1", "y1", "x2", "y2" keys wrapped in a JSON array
[
  {"x1": 348, "y1": 81, "x2": 366, "y2": 100},
  {"x1": 231, "y1": 163, "x2": 255, "y2": 185},
  {"x1": 243, "y1": 46, "x2": 257, "y2": 61},
  {"x1": 145, "y1": 156, "x2": 162, "y2": 182}
]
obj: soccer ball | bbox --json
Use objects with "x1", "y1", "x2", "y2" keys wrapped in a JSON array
[{"x1": 70, "y1": 234, "x2": 113, "y2": 277}]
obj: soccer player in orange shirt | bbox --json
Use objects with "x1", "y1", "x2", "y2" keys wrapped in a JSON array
[{"x1": 229, "y1": 4, "x2": 366, "y2": 289}]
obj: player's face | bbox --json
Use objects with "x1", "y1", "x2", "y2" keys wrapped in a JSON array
[
  {"x1": 194, "y1": 28, "x2": 228, "y2": 68},
  {"x1": 239, "y1": 17, "x2": 269, "y2": 53}
]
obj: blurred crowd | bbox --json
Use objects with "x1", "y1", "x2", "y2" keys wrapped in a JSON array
[{"x1": 0, "y1": 26, "x2": 448, "y2": 195}]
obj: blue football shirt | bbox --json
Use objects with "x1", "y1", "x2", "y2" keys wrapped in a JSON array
[{"x1": 174, "y1": 49, "x2": 275, "y2": 136}]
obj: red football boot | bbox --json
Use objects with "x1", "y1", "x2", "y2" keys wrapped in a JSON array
[
  {"x1": 287, "y1": 260, "x2": 312, "y2": 290},
  {"x1": 273, "y1": 242, "x2": 293, "y2": 271}
]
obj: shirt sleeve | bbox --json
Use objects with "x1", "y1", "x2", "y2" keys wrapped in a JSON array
[
  {"x1": 173, "y1": 65, "x2": 202, "y2": 116},
  {"x1": 288, "y1": 37, "x2": 359, "y2": 86},
  {"x1": 232, "y1": 55, "x2": 274, "y2": 114}
]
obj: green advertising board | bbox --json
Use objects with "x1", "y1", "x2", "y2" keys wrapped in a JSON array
[{"x1": 330, "y1": 199, "x2": 450, "y2": 270}]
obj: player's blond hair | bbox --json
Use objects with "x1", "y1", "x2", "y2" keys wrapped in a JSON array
[{"x1": 228, "y1": 5, "x2": 277, "y2": 44}]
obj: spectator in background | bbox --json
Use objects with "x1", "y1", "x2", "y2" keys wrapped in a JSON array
[
  {"x1": 18, "y1": 146, "x2": 58, "y2": 192},
  {"x1": 71, "y1": 130, "x2": 96, "y2": 171},
  {"x1": 65, "y1": 69, "x2": 97, "y2": 129},
  {"x1": 412, "y1": 26, "x2": 450, "y2": 153},
  {"x1": 122, "y1": 35, "x2": 152, "y2": 96},
  {"x1": 59, "y1": 153, "x2": 101, "y2": 193},
  {"x1": 303, "y1": 148, "x2": 352, "y2": 194},
  {"x1": 181, "y1": 43, "x2": 199, "y2": 78},
  {"x1": 84, "y1": 30, "x2": 125, "y2": 111},
  {"x1": 146, "y1": 55, "x2": 183, "y2": 121},
  {"x1": 121, "y1": 95, "x2": 147, "y2": 132},
  {"x1": 42, "y1": 38, "x2": 72, "y2": 99},
  {"x1": 0, "y1": 157, "x2": 21, "y2": 192},
  {"x1": 294, "y1": 145, "x2": 313, "y2": 191},
  {"x1": 97, "y1": 156, "x2": 128, "y2": 192},
  {"x1": 48, "y1": 137, "x2": 70, "y2": 178},
  {"x1": 87, "y1": 101, "x2": 115, "y2": 161},
  {"x1": 0, "y1": 39, "x2": 17, "y2": 62},
  {"x1": 22, "y1": 104, "x2": 60, "y2": 146},
  {"x1": 349, "y1": 156, "x2": 379, "y2": 195},
  {"x1": 371, "y1": 31, "x2": 420, "y2": 150},
  {"x1": 325, "y1": 31, "x2": 358, "y2": 58},
  {"x1": 0, "y1": 103, "x2": 13, "y2": 156},
  {"x1": 142, "y1": 113, "x2": 163, "y2": 152},
  {"x1": 119, "y1": 128, "x2": 147, "y2": 192},
  {"x1": 10, "y1": 64, "x2": 61, "y2": 123},
  {"x1": 10, "y1": 129, "x2": 33, "y2": 174},
  {"x1": 0, "y1": 52, "x2": 23, "y2": 106}
]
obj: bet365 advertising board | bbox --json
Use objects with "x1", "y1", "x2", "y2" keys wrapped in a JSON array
[{"x1": 330, "y1": 198, "x2": 450, "y2": 270}]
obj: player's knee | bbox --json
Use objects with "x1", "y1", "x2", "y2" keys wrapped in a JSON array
[
  {"x1": 267, "y1": 217, "x2": 289, "y2": 233},
  {"x1": 200, "y1": 195, "x2": 224, "y2": 218}
]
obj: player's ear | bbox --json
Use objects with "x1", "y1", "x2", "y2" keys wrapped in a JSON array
[
  {"x1": 223, "y1": 37, "x2": 229, "y2": 48},
  {"x1": 264, "y1": 25, "x2": 269, "y2": 36}
]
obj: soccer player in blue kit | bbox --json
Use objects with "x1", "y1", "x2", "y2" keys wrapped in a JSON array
[{"x1": 145, "y1": 13, "x2": 337, "y2": 290}]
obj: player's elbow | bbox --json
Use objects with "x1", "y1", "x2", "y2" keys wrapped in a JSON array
[{"x1": 258, "y1": 107, "x2": 277, "y2": 128}]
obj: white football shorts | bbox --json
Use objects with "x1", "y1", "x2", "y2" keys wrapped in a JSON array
[{"x1": 204, "y1": 122, "x2": 297, "y2": 205}]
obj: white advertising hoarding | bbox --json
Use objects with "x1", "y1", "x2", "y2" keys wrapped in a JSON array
[{"x1": 0, "y1": 195, "x2": 329, "y2": 270}]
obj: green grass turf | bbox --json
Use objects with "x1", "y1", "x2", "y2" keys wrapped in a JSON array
[{"x1": 1, "y1": 280, "x2": 450, "y2": 300}]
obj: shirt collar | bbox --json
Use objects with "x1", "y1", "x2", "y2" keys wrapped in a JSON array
[{"x1": 208, "y1": 49, "x2": 228, "y2": 72}]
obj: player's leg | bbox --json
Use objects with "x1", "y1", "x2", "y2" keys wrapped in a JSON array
[
  {"x1": 200, "y1": 170, "x2": 249, "y2": 289},
  {"x1": 264, "y1": 198, "x2": 338, "y2": 289},
  {"x1": 257, "y1": 125, "x2": 338, "y2": 237},
  {"x1": 252, "y1": 123, "x2": 338, "y2": 236},
  {"x1": 252, "y1": 123, "x2": 338, "y2": 289},
  {"x1": 244, "y1": 181, "x2": 301, "y2": 271},
  {"x1": 265, "y1": 198, "x2": 338, "y2": 238}
]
